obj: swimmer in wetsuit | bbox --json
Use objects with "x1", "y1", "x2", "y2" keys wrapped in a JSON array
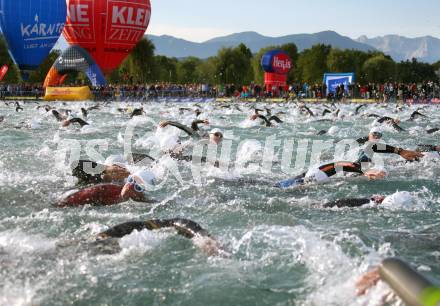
[
  {"x1": 356, "y1": 127, "x2": 423, "y2": 163},
  {"x1": 71, "y1": 155, "x2": 131, "y2": 185},
  {"x1": 275, "y1": 161, "x2": 387, "y2": 189},
  {"x1": 97, "y1": 218, "x2": 222, "y2": 256},
  {"x1": 323, "y1": 195, "x2": 386, "y2": 208},
  {"x1": 375, "y1": 116, "x2": 405, "y2": 132},
  {"x1": 57, "y1": 169, "x2": 155, "y2": 207},
  {"x1": 249, "y1": 113, "x2": 283, "y2": 127},
  {"x1": 159, "y1": 119, "x2": 210, "y2": 138}
]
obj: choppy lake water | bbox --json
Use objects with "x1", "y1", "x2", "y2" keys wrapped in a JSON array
[{"x1": 0, "y1": 101, "x2": 439, "y2": 305}]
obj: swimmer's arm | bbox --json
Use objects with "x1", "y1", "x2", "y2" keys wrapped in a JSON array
[
  {"x1": 371, "y1": 143, "x2": 422, "y2": 160},
  {"x1": 356, "y1": 136, "x2": 369, "y2": 145},
  {"x1": 98, "y1": 221, "x2": 148, "y2": 238},
  {"x1": 335, "y1": 162, "x2": 364, "y2": 174},
  {"x1": 68, "y1": 118, "x2": 89, "y2": 127},
  {"x1": 159, "y1": 121, "x2": 194, "y2": 136},
  {"x1": 191, "y1": 119, "x2": 209, "y2": 131}
]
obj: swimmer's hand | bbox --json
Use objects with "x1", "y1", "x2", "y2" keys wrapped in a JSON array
[
  {"x1": 202, "y1": 119, "x2": 209, "y2": 125},
  {"x1": 250, "y1": 114, "x2": 258, "y2": 121},
  {"x1": 356, "y1": 268, "x2": 381, "y2": 296},
  {"x1": 398, "y1": 149, "x2": 424, "y2": 161},
  {"x1": 364, "y1": 169, "x2": 387, "y2": 180},
  {"x1": 192, "y1": 235, "x2": 221, "y2": 256},
  {"x1": 159, "y1": 121, "x2": 169, "y2": 128}
]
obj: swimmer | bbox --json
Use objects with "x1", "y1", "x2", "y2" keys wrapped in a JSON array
[
  {"x1": 323, "y1": 195, "x2": 385, "y2": 208},
  {"x1": 159, "y1": 119, "x2": 209, "y2": 138},
  {"x1": 71, "y1": 155, "x2": 131, "y2": 184},
  {"x1": 355, "y1": 104, "x2": 366, "y2": 115},
  {"x1": 376, "y1": 116, "x2": 405, "y2": 132},
  {"x1": 97, "y1": 218, "x2": 222, "y2": 256},
  {"x1": 15, "y1": 102, "x2": 23, "y2": 112},
  {"x1": 409, "y1": 110, "x2": 428, "y2": 121},
  {"x1": 57, "y1": 169, "x2": 155, "y2": 207},
  {"x1": 167, "y1": 128, "x2": 224, "y2": 164},
  {"x1": 62, "y1": 117, "x2": 89, "y2": 127},
  {"x1": 427, "y1": 128, "x2": 439, "y2": 134},
  {"x1": 0, "y1": 115, "x2": 4, "y2": 123},
  {"x1": 299, "y1": 105, "x2": 315, "y2": 117},
  {"x1": 356, "y1": 127, "x2": 422, "y2": 162},
  {"x1": 249, "y1": 114, "x2": 283, "y2": 127},
  {"x1": 275, "y1": 161, "x2": 386, "y2": 189},
  {"x1": 130, "y1": 107, "x2": 145, "y2": 118}
]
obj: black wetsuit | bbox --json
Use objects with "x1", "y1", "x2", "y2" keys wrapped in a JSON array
[
  {"x1": 256, "y1": 115, "x2": 283, "y2": 127},
  {"x1": 162, "y1": 120, "x2": 206, "y2": 138},
  {"x1": 98, "y1": 218, "x2": 211, "y2": 240},
  {"x1": 323, "y1": 198, "x2": 371, "y2": 208},
  {"x1": 377, "y1": 116, "x2": 405, "y2": 131},
  {"x1": 71, "y1": 160, "x2": 106, "y2": 184},
  {"x1": 68, "y1": 118, "x2": 89, "y2": 127},
  {"x1": 276, "y1": 162, "x2": 364, "y2": 188},
  {"x1": 356, "y1": 142, "x2": 401, "y2": 163}
]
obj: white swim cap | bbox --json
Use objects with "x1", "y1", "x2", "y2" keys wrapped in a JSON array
[
  {"x1": 209, "y1": 128, "x2": 223, "y2": 136},
  {"x1": 369, "y1": 126, "x2": 383, "y2": 134},
  {"x1": 305, "y1": 168, "x2": 330, "y2": 184},
  {"x1": 132, "y1": 169, "x2": 156, "y2": 187},
  {"x1": 104, "y1": 154, "x2": 128, "y2": 168}
]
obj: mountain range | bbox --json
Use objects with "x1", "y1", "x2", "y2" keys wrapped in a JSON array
[{"x1": 55, "y1": 31, "x2": 440, "y2": 63}]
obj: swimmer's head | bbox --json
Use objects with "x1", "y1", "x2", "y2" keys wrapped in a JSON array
[
  {"x1": 104, "y1": 154, "x2": 128, "y2": 169},
  {"x1": 209, "y1": 128, "x2": 223, "y2": 145},
  {"x1": 121, "y1": 169, "x2": 156, "y2": 201},
  {"x1": 369, "y1": 126, "x2": 383, "y2": 141}
]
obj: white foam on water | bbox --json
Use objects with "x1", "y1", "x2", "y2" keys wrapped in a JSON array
[
  {"x1": 0, "y1": 281, "x2": 39, "y2": 306},
  {"x1": 0, "y1": 230, "x2": 56, "y2": 255},
  {"x1": 230, "y1": 224, "x2": 397, "y2": 305},
  {"x1": 118, "y1": 229, "x2": 170, "y2": 252}
]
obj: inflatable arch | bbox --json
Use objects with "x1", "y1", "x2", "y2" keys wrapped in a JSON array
[{"x1": 43, "y1": 45, "x2": 106, "y2": 88}]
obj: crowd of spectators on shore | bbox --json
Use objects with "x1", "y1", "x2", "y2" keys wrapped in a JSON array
[{"x1": 1, "y1": 81, "x2": 439, "y2": 102}]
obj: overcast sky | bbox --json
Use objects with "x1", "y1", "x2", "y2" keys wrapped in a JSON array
[{"x1": 148, "y1": 0, "x2": 440, "y2": 42}]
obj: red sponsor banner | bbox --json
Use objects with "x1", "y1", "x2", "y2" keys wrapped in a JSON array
[
  {"x1": 0, "y1": 64, "x2": 8, "y2": 81},
  {"x1": 264, "y1": 72, "x2": 287, "y2": 87},
  {"x1": 271, "y1": 53, "x2": 292, "y2": 75},
  {"x1": 63, "y1": 0, "x2": 151, "y2": 74}
]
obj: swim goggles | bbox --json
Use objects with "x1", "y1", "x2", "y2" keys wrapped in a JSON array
[
  {"x1": 371, "y1": 132, "x2": 382, "y2": 139},
  {"x1": 127, "y1": 175, "x2": 146, "y2": 193}
]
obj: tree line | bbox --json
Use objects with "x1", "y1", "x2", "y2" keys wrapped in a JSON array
[{"x1": 1, "y1": 36, "x2": 439, "y2": 85}]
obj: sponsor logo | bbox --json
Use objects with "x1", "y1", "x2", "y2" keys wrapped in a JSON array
[
  {"x1": 106, "y1": 1, "x2": 151, "y2": 44},
  {"x1": 64, "y1": 0, "x2": 95, "y2": 43},
  {"x1": 21, "y1": 15, "x2": 64, "y2": 40},
  {"x1": 271, "y1": 54, "x2": 292, "y2": 74}
]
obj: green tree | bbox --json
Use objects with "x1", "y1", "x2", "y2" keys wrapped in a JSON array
[
  {"x1": 362, "y1": 54, "x2": 396, "y2": 83},
  {"x1": 114, "y1": 38, "x2": 157, "y2": 84},
  {"x1": 155, "y1": 55, "x2": 178, "y2": 82},
  {"x1": 176, "y1": 57, "x2": 202, "y2": 83},
  {"x1": 296, "y1": 44, "x2": 331, "y2": 83},
  {"x1": 396, "y1": 58, "x2": 437, "y2": 83},
  {"x1": 215, "y1": 44, "x2": 253, "y2": 85},
  {"x1": 196, "y1": 57, "x2": 218, "y2": 84},
  {"x1": 327, "y1": 49, "x2": 371, "y2": 82}
]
